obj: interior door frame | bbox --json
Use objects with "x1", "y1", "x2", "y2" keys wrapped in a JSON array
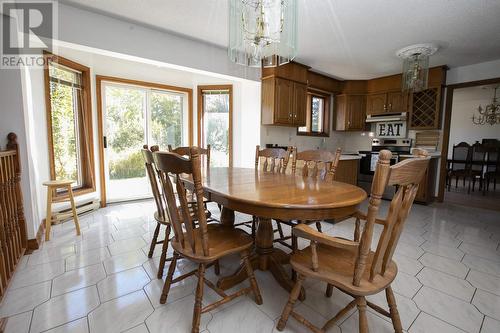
[
  {"x1": 197, "y1": 84, "x2": 233, "y2": 167},
  {"x1": 437, "y1": 76, "x2": 500, "y2": 202},
  {"x1": 96, "y1": 75, "x2": 193, "y2": 207}
]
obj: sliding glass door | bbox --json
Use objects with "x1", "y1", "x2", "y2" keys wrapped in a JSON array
[{"x1": 101, "y1": 81, "x2": 189, "y2": 202}]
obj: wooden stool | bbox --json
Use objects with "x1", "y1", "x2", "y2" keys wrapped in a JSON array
[{"x1": 43, "y1": 180, "x2": 81, "y2": 241}]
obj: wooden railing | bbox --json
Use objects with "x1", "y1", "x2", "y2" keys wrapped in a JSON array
[{"x1": 0, "y1": 133, "x2": 27, "y2": 298}]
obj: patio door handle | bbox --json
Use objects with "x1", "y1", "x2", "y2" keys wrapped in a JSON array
[{"x1": 103, "y1": 136, "x2": 107, "y2": 148}]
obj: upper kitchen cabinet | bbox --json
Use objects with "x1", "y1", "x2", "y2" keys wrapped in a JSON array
[
  {"x1": 261, "y1": 77, "x2": 307, "y2": 126},
  {"x1": 261, "y1": 62, "x2": 309, "y2": 126},
  {"x1": 366, "y1": 93, "x2": 387, "y2": 115},
  {"x1": 335, "y1": 94, "x2": 366, "y2": 131},
  {"x1": 366, "y1": 92, "x2": 407, "y2": 115}
]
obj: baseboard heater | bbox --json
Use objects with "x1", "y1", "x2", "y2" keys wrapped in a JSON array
[{"x1": 51, "y1": 199, "x2": 100, "y2": 224}]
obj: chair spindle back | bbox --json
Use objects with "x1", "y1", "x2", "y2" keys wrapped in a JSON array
[
  {"x1": 291, "y1": 148, "x2": 342, "y2": 181},
  {"x1": 142, "y1": 145, "x2": 165, "y2": 221},
  {"x1": 255, "y1": 145, "x2": 291, "y2": 173},
  {"x1": 168, "y1": 144, "x2": 211, "y2": 169},
  {"x1": 154, "y1": 148, "x2": 209, "y2": 257},
  {"x1": 353, "y1": 149, "x2": 430, "y2": 286}
]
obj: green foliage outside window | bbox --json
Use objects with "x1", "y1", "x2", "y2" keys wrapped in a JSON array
[{"x1": 49, "y1": 81, "x2": 79, "y2": 183}]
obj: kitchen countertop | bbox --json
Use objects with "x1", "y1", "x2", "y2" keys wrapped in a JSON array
[
  {"x1": 400, "y1": 152, "x2": 442, "y2": 158},
  {"x1": 339, "y1": 154, "x2": 361, "y2": 160}
]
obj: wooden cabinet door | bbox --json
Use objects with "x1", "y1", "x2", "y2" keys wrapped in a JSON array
[
  {"x1": 261, "y1": 77, "x2": 275, "y2": 125},
  {"x1": 366, "y1": 93, "x2": 387, "y2": 115},
  {"x1": 387, "y1": 91, "x2": 406, "y2": 113},
  {"x1": 293, "y1": 82, "x2": 307, "y2": 126},
  {"x1": 347, "y1": 95, "x2": 366, "y2": 130},
  {"x1": 274, "y1": 78, "x2": 293, "y2": 125},
  {"x1": 334, "y1": 95, "x2": 347, "y2": 131}
]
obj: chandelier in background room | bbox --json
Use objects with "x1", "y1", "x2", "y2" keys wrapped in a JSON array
[
  {"x1": 472, "y1": 86, "x2": 500, "y2": 125},
  {"x1": 396, "y1": 43, "x2": 438, "y2": 92},
  {"x1": 228, "y1": 0, "x2": 298, "y2": 67}
]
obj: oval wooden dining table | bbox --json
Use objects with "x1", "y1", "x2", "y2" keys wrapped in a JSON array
[{"x1": 181, "y1": 167, "x2": 367, "y2": 295}]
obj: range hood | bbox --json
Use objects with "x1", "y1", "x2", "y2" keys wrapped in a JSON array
[{"x1": 366, "y1": 112, "x2": 407, "y2": 123}]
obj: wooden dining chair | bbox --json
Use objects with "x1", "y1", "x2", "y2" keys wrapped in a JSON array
[
  {"x1": 467, "y1": 142, "x2": 487, "y2": 193},
  {"x1": 168, "y1": 144, "x2": 211, "y2": 168},
  {"x1": 167, "y1": 144, "x2": 219, "y2": 219},
  {"x1": 255, "y1": 145, "x2": 292, "y2": 173},
  {"x1": 447, "y1": 142, "x2": 471, "y2": 191},
  {"x1": 153, "y1": 148, "x2": 262, "y2": 333},
  {"x1": 277, "y1": 149, "x2": 430, "y2": 333},
  {"x1": 274, "y1": 148, "x2": 342, "y2": 250},
  {"x1": 483, "y1": 146, "x2": 500, "y2": 195},
  {"x1": 234, "y1": 145, "x2": 293, "y2": 238},
  {"x1": 141, "y1": 145, "x2": 173, "y2": 279}
]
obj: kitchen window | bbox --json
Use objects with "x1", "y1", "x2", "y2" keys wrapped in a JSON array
[
  {"x1": 298, "y1": 90, "x2": 330, "y2": 137},
  {"x1": 44, "y1": 52, "x2": 95, "y2": 197}
]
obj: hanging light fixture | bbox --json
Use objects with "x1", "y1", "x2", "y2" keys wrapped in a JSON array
[
  {"x1": 228, "y1": 0, "x2": 298, "y2": 67},
  {"x1": 396, "y1": 43, "x2": 438, "y2": 92},
  {"x1": 472, "y1": 86, "x2": 500, "y2": 125}
]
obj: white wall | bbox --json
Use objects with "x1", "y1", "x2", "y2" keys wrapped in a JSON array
[
  {"x1": 0, "y1": 15, "x2": 41, "y2": 239},
  {"x1": 48, "y1": 3, "x2": 260, "y2": 82},
  {"x1": 448, "y1": 86, "x2": 500, "y2": 157},
  {"x1": 447, "y1": 58, "x2": 500, "y2": 85},
  {"x1": 24, "y1": 46, "x2": 260, "y2": 230}
]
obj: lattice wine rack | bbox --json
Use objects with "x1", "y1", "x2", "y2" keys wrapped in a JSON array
[{"x1": 410, "y1": 88, "x2": 440, "y2": 129}]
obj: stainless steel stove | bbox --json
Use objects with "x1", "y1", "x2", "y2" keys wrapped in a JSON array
[{"x1": 358, "y1": 138, "x2": 412, "y2": 199}]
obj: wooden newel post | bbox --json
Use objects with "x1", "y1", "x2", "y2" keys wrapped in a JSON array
[{"x1": 6, "y1": 133, "x2": 27, "y2": 249}]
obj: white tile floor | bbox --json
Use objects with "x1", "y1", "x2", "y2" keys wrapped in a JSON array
[{"x1": 1, "y1": 199, "x2": 500, "y2": 333}]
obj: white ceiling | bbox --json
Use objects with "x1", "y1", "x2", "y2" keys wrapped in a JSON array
[{"x1": 60, "y1": 0, "x2": 500, "y2": 80}]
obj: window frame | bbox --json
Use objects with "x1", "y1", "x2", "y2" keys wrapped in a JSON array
[
  {"x1": 297, "y1": 89, "x2": 331, "y2": 137},
  {"x1": 197, "y1": 85, "x2": 233, "y2": 167},
  {"x1": 43, "y1": 52, "x2": 96, "y2": 199}
]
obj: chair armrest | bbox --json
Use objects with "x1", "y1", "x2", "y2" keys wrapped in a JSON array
[{"x1": 293, "y1": 224, "x2": 359, "y2": 252}]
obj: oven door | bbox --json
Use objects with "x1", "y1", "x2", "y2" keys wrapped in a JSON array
[
  {"x1": 359, "y1": 152, "x2": 398, "y2": 175},
  {"x1": 358, "y1": 152, "x2": 399, "y2": 199}
]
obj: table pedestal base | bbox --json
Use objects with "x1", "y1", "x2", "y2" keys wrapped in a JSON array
[{"x1": 217, "y1": 214, "x2": 304, "y2": 300}]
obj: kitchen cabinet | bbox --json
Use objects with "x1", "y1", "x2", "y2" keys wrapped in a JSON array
[
  {"x1": 366, "y1": 91, "x2": 406, "y2": 115},
  {"x1": 261, "y1": 77, "x2": 307, "y2": 126},
  {"x1": 335, "y1": 94, "x2": 366, "y2": 131},
  {"x1": 334, "y1": 159, "x2": 359, "y2": 185},
  {"x1": 408, "y1": 87, "x2": 442, "y2": 129},
  {"x1": 366, "y1": 93, "x2": 387, "y2": 115}
]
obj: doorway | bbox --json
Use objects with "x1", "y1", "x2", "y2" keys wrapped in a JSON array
[
  {"x1": 197, "y1": 85, "x2": 233, "y2": 167},
  {"x1": 438, "y1": 77, "x2": 500, "y2": 210},
  {"x1": 97, "y1": 76, "x2": 193, "y2": 205}
]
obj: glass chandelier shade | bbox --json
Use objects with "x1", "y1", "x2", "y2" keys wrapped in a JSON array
[
  {"x1": 397, "y1": 44, "x2": 438, "y2": 92},
  {"x1": 472, "y1": 87, "x2": 500, "y2": 126},
  {"x1": 401, "y1": 53, "x2": 429, "y2": 92},
  {"x1": 228, "y1": 0, "x2": 298, "y2": 67}
]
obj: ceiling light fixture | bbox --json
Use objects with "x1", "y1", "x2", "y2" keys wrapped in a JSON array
[
  {"x1": 396, "y1": 43, "x2": 438, "y2": 92},
  {"x1": 228, "y1": 0, "x2": 298, "y2": 67},
  {"x1": 472, "y1": 86, "x2": 500, "y2": 126}
]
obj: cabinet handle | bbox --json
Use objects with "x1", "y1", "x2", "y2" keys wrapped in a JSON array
[
  {"x1": 289, "y1": 113, "x2": 292, "y2": 118},
  {"x1": 389, "y1": 103, "x2": 392, "y2": 110},
  {"x1": 383, "y1": 104, "x2": 387, "y2": 110},
  {"x1": 294, "y1": 114, "x2": 297, "y2": 118}
]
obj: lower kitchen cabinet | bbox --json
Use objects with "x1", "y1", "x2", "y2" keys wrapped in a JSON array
[{"x1": 334, "y1": 159, "x2": 359, "y2": 185}]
